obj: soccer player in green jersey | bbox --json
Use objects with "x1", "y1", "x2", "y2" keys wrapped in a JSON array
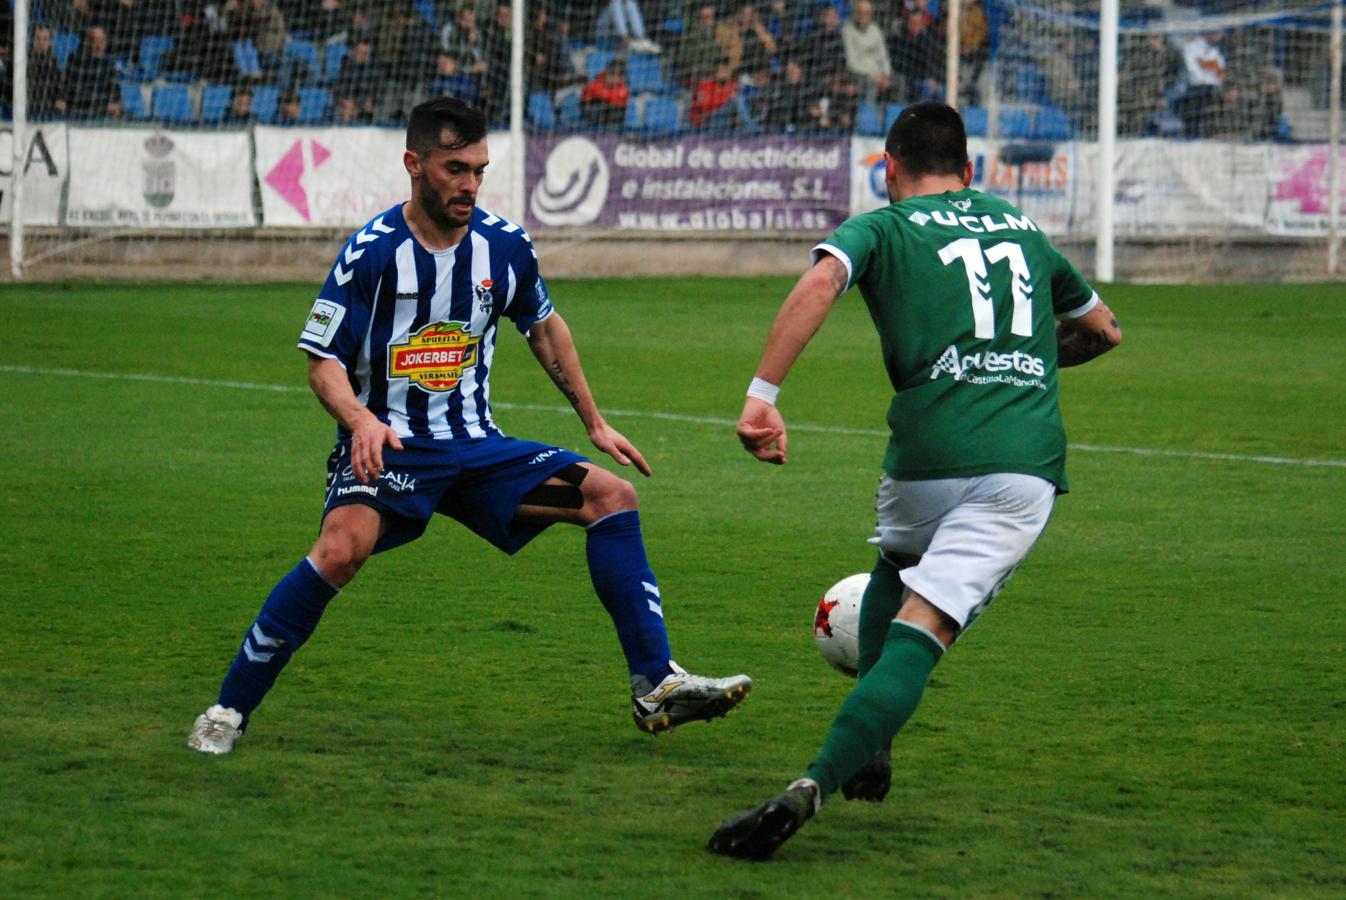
[{"x1": 709, "y1": 101, "x2": 1123, "y2": 860}]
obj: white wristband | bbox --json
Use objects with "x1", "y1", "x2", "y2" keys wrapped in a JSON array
[{"x1": 746, "y1": 377, "x2": 781, "y2": 406}]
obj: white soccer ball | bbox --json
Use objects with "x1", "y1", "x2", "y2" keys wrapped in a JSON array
[{"x1": 813, "y1": 573, "x2": 869, "y2": 677}]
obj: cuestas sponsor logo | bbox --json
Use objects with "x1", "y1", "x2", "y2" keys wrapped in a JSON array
[
  {"x1": 388, "y1": 321, "x2": 480, "y2": 392},
  {"x1": 930, "y1": 344, "x2": 1046, "y2": 381}
]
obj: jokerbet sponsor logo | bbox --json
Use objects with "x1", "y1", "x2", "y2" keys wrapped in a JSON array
[{"x1": 388, "y1": 321, "x2": 480, "y2": 392}]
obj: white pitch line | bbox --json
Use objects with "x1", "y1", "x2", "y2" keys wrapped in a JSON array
[{"x1": 4, "y1": 364, "x2": 1344, "y2": 470}]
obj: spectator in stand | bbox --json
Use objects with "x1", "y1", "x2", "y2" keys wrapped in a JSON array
[
  {"x1": 1175, "y1": 30, "x2": 1228, "y2": 138},
  {"x1": 242, "y1": 0, "x2": 290, "y2": 83},
  {"x1": 427, "y1": 51, "x2": 480, "y2": 105},
  {"x1": 331, "y1": 38, "x2": 384, "y2": 121},
  {"x1": 810, "y1": 4, "x2": 859, "y2": 130},
  {"x1": 843, "y1": 0, "x2": 895, "y2": 103},
  {"x1": 1117, "y1": 32, "x2": 1183, "y2": 136},
  {"x1": 526, "y1": 5, "x2": 575, "y2": 95},
  {"x1": 102, "y1": 0, "x2": 157, "y2": 67},
  {"x1": 278, "y1": 89, "x2": 304, "y2": 123},
  {"x1": 957, "y1": 0, "x2": 989, "y2": 106},
  {"x1": 675, "y1": 4, "x2": 720, "y2": 87},
  {"x1": 310, "y1": 0, "x2": 350, "y2": 43},
  {"x1": 580, "y1": 55, "x2": 629, "y2": 126},
  {"x1": 67, "y1": 25, "x2": 123, "y2": 117},
  {"x1": 481, "y1": 1, "x2": 512, "y2": 123},
  {"x1": 757, "y1": 56, "x2": 823, "y2": 132},
  {"x1": 28, "y1": 25, "x2": 70, "y2": 118},
  {"x1": 49, "y1": 0, "x2": 99, "y2": 41},
  {"x1": 716, "y1": 2, "x2": 776, "y2": 78},
  {"x1": 441, "y1": 3, "x2": 488, "y2": 82},
  {"x1": 689, "y1": 56, "x2": 737, "y2": 128},
  {"x1": 224, "y1": 84, "x2": 253, "y2": 122},
  {"x1": 596, "y1": 0, "x2": 661, "y2": 55},
  {"x1": 333, "y1": 94, "x2": 366, "y2": 124},
  {"x1": 890, "y1": 1, "x2": 943, "y2": 103}
]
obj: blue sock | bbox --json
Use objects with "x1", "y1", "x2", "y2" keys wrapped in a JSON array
[
  {"x1": 217, "y1": 558, "x2": 339, "y2": 724},
  {"x1": 585, "y1": 510, "x2": 674, "y2": 685}
]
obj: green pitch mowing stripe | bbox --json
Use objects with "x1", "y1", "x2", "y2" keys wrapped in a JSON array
[{"x1": 3, "y1": 364, "x2": 1344, "y2": 469}]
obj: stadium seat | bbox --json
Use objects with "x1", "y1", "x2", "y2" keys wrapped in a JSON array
[
  {"x1": 527, "y1": 90, "x2": 556, "y2": 130},
  {"x1": 626, "y1": 52, "x2": 667, "y2": 94},
  {"x1": 623, "y1": 95, "x2": 644, "y2": 130},
  {"x1": 1012, "y1": 63, "x2": 1049, "y2": 105},
  {"x1": 138, "y1": 35, "x2": 175, "y2": 75},
  {"x1": 297, "y1": 87, "x2": 331, "y2": 123},
  {"x1": 119, "y1": 81, "x2": 149, "y2": 119},
  {"x1": 556, "y1": 89, "x2": 582, "y2": 129},
  {"x1": 323, "y1": 41, "x2": 347, "y2": 82},
  {"x1": 884, "y1": 103, "x2": 905, "y2": 132},
  {"x1": 151, "y1": 83, "x2": 195, "y2": 122},
  {"x1": 855, "y1": 101, "x2": 882, "y2": 136},
  {"x1": 232, "y1": 40, "x2": 262, "y2": 78},
  {"x1": 585, "y1": 49, "x2": 616, "y2": 80},
  {"x1": 252, "y1": 84, "x2": 281, "y2": 123},
  {"x1": 53, "y1": 32, "x2": 79, "y2": 70},
  {"x1": 642, "y1": 96, "x2": 681, "y2": 134},
  {"x1": 414, "y1": 0, "x2": 436, "y2": 27},
  {"x1": 998, "y1": 106, "x2": 1034, "y2": 139},
  {"x1": 962, "y1": 105, "x2": 988, "y2": 136},
  {"x1": 1032, "y1": 105, "x2": 1072, "y2": 141},
  {"x1": 285, "y1": 40, "x2": 321, "y2": 83},
  {"x1": 200, "y1": 83, "x2": 233, "y2": 123}
]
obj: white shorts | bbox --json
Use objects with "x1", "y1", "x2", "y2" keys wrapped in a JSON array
[{"x1": 868, "y1": 473, "x2": 1056, "y2": 630}]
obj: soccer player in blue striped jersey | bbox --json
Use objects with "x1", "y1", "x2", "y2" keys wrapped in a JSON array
[{"x1": 187, "y1": 97, "x2": 752, "y2": 755}]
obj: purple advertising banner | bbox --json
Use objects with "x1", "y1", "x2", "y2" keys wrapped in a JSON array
[{"x1": 526, "y1": 133, "x2": 850, "y2": 232}]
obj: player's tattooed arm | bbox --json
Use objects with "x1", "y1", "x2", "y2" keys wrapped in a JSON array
[
  {"x1": 819, "y1": 254, "x2": 849, "y2": 296},
  {"x1": 1056, "y1": 299, "x2": 1123, "y2": 368},
  {"x1": 543, "y1": 358, "x2": 581, "y2": 409}
]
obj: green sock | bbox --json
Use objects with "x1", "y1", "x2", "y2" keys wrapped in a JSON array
[
  {"x1": 804, "y1": 621, "x2": 945, "y2": 799},
  {"x1": 857, "y1": 555, "x2": 908, "y2": 679}
]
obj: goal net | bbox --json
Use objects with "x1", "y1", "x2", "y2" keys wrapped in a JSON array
[{"x1": 4, "y1": 0, "x2": 1343, "y2": 282}]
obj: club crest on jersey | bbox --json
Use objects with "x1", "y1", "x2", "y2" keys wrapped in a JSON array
[
  {"x1": 950, "y1": 198, "x2": 972, "y2": 212},
  {"x1": 473, "y1": 279, "x2": 494, "y2": 317},
  {"x1": 388, "y1": 321, "x2": 480, "y2": 392}
]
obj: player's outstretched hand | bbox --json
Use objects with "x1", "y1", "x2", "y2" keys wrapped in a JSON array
[
  {"x1": 590, "y1": 422, "x2": 652, "y2": 477},
  {"x1": 350, "y1": 416, "x2": 404, "y2": 484},
  {"x1": 737, "y1": 396, "x2": 788, "y2": 465}
]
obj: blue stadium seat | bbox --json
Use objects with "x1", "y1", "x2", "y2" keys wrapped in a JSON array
[
  {"x1": 1032, "y1": 105, "x2": 1072, "y2": 140},
  {"x1": 138, "y1": 35, "x2": 175, "y2": 75},
  {"x1": 285, "y1": 40, "x2": 321, "y2": 83},
  {"x1": 623, "y1": 95, "x2": 644, "y2": 130},
  {"x1": 641, "y1": 95, "x2": 681, "y2": 134},
  {"x1": 151, "y1": 83, "x2": 195, "y2": 122},
  {"x1": 1012, "y1": 63, "x2": 1048, "y2": 105},
  {"x1": 884, "y1": 103, "x2": 905, "y2": 133},
  {"x1": 119, "y1": 81, "x2": 149, "y2": 118},
  {"x1": 626, "y1": 52, "x2": 666, "y2": 94},
  {"x1": 252, "y1": 85, "x2": 281, "y2": 122},
  {"x1": 998, "y1": 106, "x2": 1034, "y2": 139},
  {"x1": 585, "y1": 49, "x2": 616, "y2": 80},
  {"x1": 232, "y1": 40, "x2": 262, "y2": 78},
  {"x1": 323, "y1": 41, "x2": 347, "y2": 82},
  {"x1": 556, "y1": 89, "x2": 582, "y2": 129},
  {"x1": 527, "y1": 90, "x2": 556, "y2": 130},
  {"x1": 414, "y1": 0, "x2": 436, "y2": 27},
  {"x1": 297, "y1": 87, "x2": 331, "y2": 123},
  {"x1": 855, "y1": 101, "x2": 882, "y2": 136},
  {"x1": 962, "y1": 105, "x2": 988, "y2": 136},
  {"x1": 53, "y1": 32, "x2": 79, "y2": 70},
  {"x1": 200, "y1": 83, "x2": 233, "y2": 122}
]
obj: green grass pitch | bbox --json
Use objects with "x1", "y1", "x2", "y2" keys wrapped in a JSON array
[{"x1": 2, "y1": 277, "x2": 1343, "y2": 897}]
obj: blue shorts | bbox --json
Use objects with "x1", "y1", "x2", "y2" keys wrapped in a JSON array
[{"x1": 322, "y1": 435, "x2": 588, "y2": 555}]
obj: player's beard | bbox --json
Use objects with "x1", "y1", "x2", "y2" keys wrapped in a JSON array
[{"x1": 418, "y1": 178, "x2": 474, "y2": 230}]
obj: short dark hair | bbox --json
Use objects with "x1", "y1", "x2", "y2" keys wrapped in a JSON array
[
  {"x1": 406, "y1": 96, "x2": 487, "y2": 154},
  {"x1": 885, "y1": 101, "x2": 969, "y2": 179}
]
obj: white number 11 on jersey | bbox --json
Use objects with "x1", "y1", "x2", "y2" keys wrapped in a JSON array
[{"x1": 937, "y1": 238, "x2": 1035, "y2": 339}]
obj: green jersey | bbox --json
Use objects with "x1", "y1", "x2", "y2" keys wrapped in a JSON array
[{"x1": 818, "y1": 187, "x2": 1097, "y2": 491}]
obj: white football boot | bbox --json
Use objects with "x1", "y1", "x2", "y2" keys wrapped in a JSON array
[
  {"x1": 186, "y1": 704, "x2": 243, "y2": 754},
  {"x1": 631, "y1": 662, "x2": 752, "y2": 735}
]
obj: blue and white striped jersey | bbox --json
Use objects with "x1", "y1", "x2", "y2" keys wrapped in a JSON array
[{"x1": 298, "y1": 204, "x2": 554, "y2": 440}]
